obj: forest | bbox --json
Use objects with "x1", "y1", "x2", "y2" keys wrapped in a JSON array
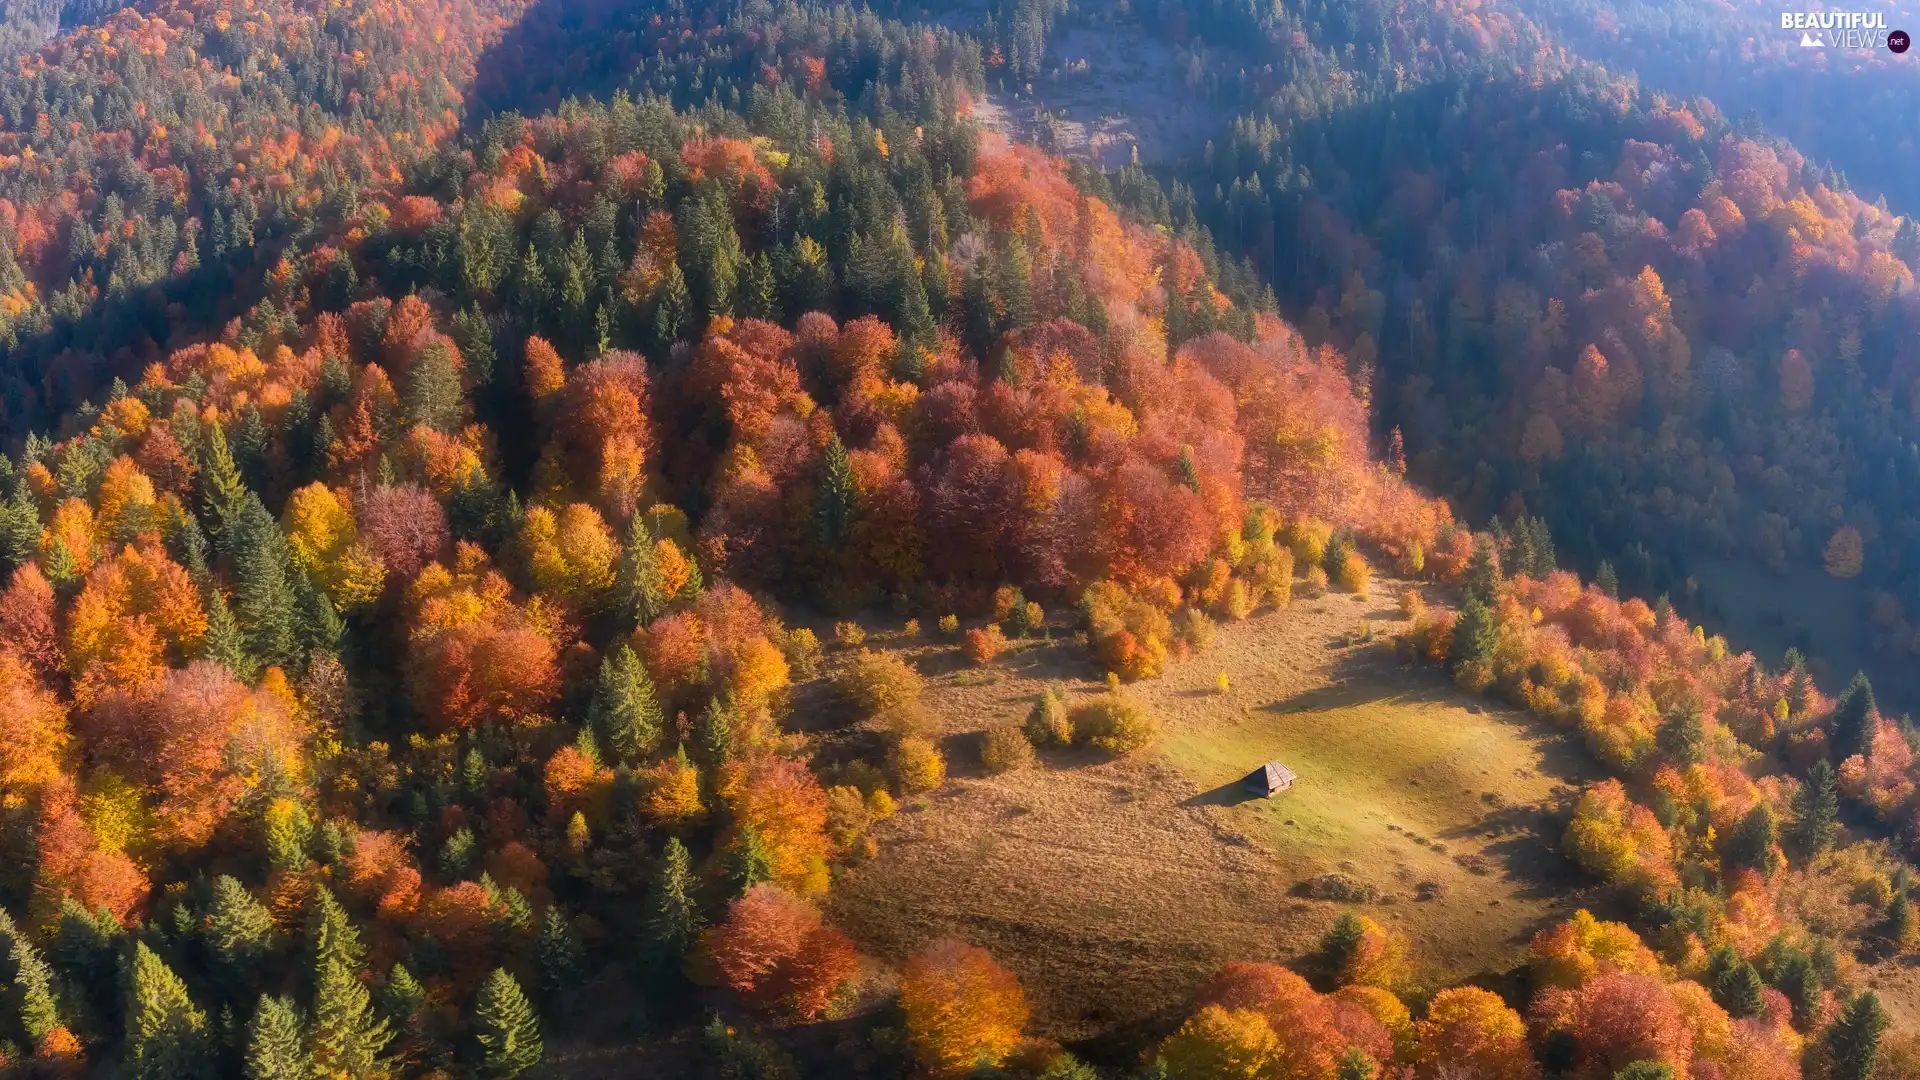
[{"x1": 2, "y1": 0, "x2": 1920, "y2": 1077}]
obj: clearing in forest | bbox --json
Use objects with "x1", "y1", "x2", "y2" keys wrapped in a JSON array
[{"x1": 824, "y1": 580, "x2": 1607, "y2": 1045}]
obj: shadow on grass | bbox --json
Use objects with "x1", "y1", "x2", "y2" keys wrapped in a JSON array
[{"x1": 1181, "y1": 779, "x2": 1265, "y2": 808}]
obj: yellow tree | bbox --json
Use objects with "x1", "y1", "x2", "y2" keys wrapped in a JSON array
[{"x1": 899, "y1": 939, "x2": 1029, "y2": 1076}]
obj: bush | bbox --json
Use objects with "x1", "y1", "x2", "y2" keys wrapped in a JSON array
[
  {"x1": 1335, "y1": 551, "x2": 1372, "y2": 596},
  {"x1": 937, "y1": 614, "x2": 960, "y2": 636},
  {"x1": 838, "y1": 650, "x2": 924, "y2": 714},
  {"x1": 962, "y1": 625, "x2": 1007, "y2": 664},
  {"x1": 1173, "y1": 608, "x2": 1216, "y2": 652},
  {"x1": 992, "y1": 586, "x2": 1024, "y2": 623},
  {"x1": 1304, "y1": 565, "x2": 1330, "y2": 593},
  {"x1": 1220, "y1": 579, "x2": 1252, "y2": 621},
  {"x1": 1005, "y1": 599, "x2": 1043, "y2": 637},
  {"x1": 889, "y1": 737, "x2": 946, "y2": 792},
  {"x1": 1284, "y1": 520, "x2": 1333, "y2": 569},
  {"x1": 833, "y1": 622, "x2": 867, "y2": 649},
  {"x1": 1399, "y1": 589, "x2": 1427, "y2": 622},
  {"x1": 1215, "y1": 672, "x2": 1231, "y2": 695},
  {"x1": 980, "y1": 726, "x2": 1035, "y2": 774},
  {"x1": 876, "y1": 702, "x2": 939, "y2": 742},
  {"x1": 781, "y1": 627, "x2": 822, "y2": 681},
  {"x1": 1071, "y1": 695, "x2": 1161, "y2": 756},
  {"x1": 902, "y1": 619, "x2": 921, "y2": 638},
  {"x1": 1025, "y1": 687, "x2": 1073, "y2": 746}
]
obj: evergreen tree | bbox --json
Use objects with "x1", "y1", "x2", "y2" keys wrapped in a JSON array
[
  {"x1": 535, "y1": 907, "x2": 583, "y2": 1018},
  {"x1": 1447, "y1": 595, "x2": 1496, "y2": 671},
  {"x1": 53, "y1": 899, "x2": 122, "y2": 1030},
  {"x1": 126, "y1": 941, "x2": 216, "y2": 1080},
  {"x1": 0, "y1": 906, "x2": 59, "y2": 1044},
  {"x1": 1724, "y1": 805, "x2": 1780, "y2": 877},
  {"x1": 305, "y1": 889, "x2": 365, "y2": 975},
  {"x1": 230, "y1": 494, "x2": 300, "y2": 669},
  {"x1": 779, "y1": 236, "x2": 833, "y2": 314},
  {"x1": 202, "y1": 876, "x2": 276, "y2": 997},
  {"x1": 471, "y1": 969, "x2": 542, "y2": 1079},
  {"x1": 0, "y1": 480, "x2": 40, "y2": 573},
  {"x1": 643, "y1": 837, "x2": 705, "y2": 965},
  {"x1": 310, "y1": 951, "x2": 391, "y2": 1080},
  {"x1": 726, "y1": 825, "x2": 774, "y2": 897},
  {"x1": 1793, "y1": 759, "x2": 1840, "y2": 855},
  {"x1": 1825, "y1": 991, "x2": 1890, "y2": 1080},
  {"x1": 962, "y1": 257, "x2": 998, "y2": 369},
  {"x1": 1613, "y1": 1064, "x2": 1675, "y2": 1080},
  {"x1": 997, "y1": 233, "x2": 1035, "y2": 333},
  {"x1": 653, "y1": 262, "x2": 691, "y2": 344},
  {"x1": 1887, "y1": 890, "x2": 1912, "y2": 948},
  {"x1": 680, "y1": 180, "x2": 741, "y2": 321},
  {"x1": 201, "y1": 581, "x2": 254, "y2": 678},
  {"x1": 1335, "y1": 1047, "x2": 1378, "y2": 1080},
  {"x1": 739, "y1": 251, "x2": 779, "y2": 322},
  {"x1": 244, "y1": 995, "x2": 313, "y2": 1080},
  {"x1": 1595, "y1": 560, "x2": 1619, "y2": 598},
  {"x1": 814, "y1": 434, "x2": 857, "y2": 551},
  {"x1": 1656, "y1": 701, "x2": 1706, "y2": 768},
  {"x1": 1463, "y1": 537, "x2": 1502, "y2": 605},
  {"x1": 404, "y1": 337, "x2": 464, "y2": 434},
  {"x1": 615, "y1": 515, "x2": 667, "y2": 630},
  {"x1": 588, "y1": 644, "x2": 665, "y2": 763},
  {"x1": 1784, "y1": 648, "x2": 1812, "y2": 716},
  {"x1": 451, "y1": 304, "x2": 497, "y2": 390},
  {"x1": 1317, "y1": 912, "x2": 1365, "y2": 983},
  {"x1": 200, "y1": 420, "x2": 251, "y2": 547},
  {"x1": 439, "y1": 827, "x2": 478, "y2": 880},
  {"x1": 698, "y1": 696, "x2": 735, "y2": 765},
  {"x1": 1713, "y1": 961, "x2": 1765, "y2": 1018},
  {"x1": 1829, "y1": 671, "x2": 1878, "y2": 762}
]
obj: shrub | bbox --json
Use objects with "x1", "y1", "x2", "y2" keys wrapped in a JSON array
[
  {"x1": 1215, "y1": 672, "x2": 1231, "y2": 695},
  {"x1": 1072, "y1": 695, "x2": 1161, "y2": 756},
  {"x1": 963, "y1": 626, "x2": 1007, "y2": 664},
  {"x1": 889, "y1": 737, "x2": 946, "y2": 792},
  {"x1": 1174, "y1": 608, "x2": 1216, "y2": 652},
  {"x1": 833, "y1": 622, "x2": 866, "y2": 649},
  {"x1": 876, "y1": 702, "x2": 939, "y2": 742},
  {"x1": 1025, "y1": 687, "x2": 1073, "y2": 746},
  {"x1": 937, "y1": 614, "x2": 960, "y2": 636},
  {"x1": 1399, "y1": 590, "x2": 1427, "y2": 622},
  {"x1": 980, "y1": 726, "x2": 1034, "y2": 774},
  {"x1": 902, "y1": 619, "x2": 921, "y2": 638},
  {"x1": 781, "y1": 627, "x2": 823, "y2": 681},
  {"x1": 1220, "y1": 579, "x2": 1253, "y2": 621},
  {"x1": 1335, "y1": 551, "x2": 1372, "y2": 596},
  {"x1": 1284, "y1": 520, "x2": 1333, "y2": 569},
  {"x1": 1005, "y1": 599, "x2": 1043, "y2": 638},
  {"x1": 1304, "y1": 565, "x2": 1330, "y2": 593},
  {"x1": 838, "y1": 650, "x2": 923, "y2": 714},
  {"x1": 992, "y1": 586, "x2": 1024, "y2": 623}
]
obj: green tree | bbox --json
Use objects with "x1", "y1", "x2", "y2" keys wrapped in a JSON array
[
  {"x1": 1712, "y1": 961, "x2": 1764, "y2": 1018},
  {"x1": 201, "y1": 581, "x2": 254, "y2": 678},
  {"x1": 653, "y1": 262, "x2": 691, "y2": 344},
  {"x1": 1447, "y1": 595, "x2": 1496, "y2": 671},
  {"x1": 643, "y1": 837, "x2": 705, "y2": 965},
  {"x1": 1463, "y1": 537, "x2": 1502, "y2": 605},
  {"x1": 311, "y1": 952, "x2": 391, "y2": 1080},
  {"x1": 230, "y1": 494, "x2": 300, "y2": 670},
  {"x1": 1793, "y1": 759, "x2": 1840, "y2": 855},
  {"x1": 439, "y1": 827, "x2": 478, "y2": 880},
  {"x1": 200, "y1": 419, "x2": 251, "y2": 548},
  {"x1": 1595, "y1": 560, "x2": 1619, "y2": 598},
  {"x1": 1335, "y1": 1048, "x2": 1379, "y2": 1080},
  {"x1": 1723, "y1": 804, "x2": 1780, "y2": 877},
  {"x1": 739, "y1": 251, "x2": 779, "y2": 322},
  {"x1": 126, "y1": 941, "x2": 215, "y2": 1080},
  {"x1": 725, "y1": 824, "x2": 774, "y2": 897},
  {"x1": 203, "y1": 875, "x2": 277, "y2": 996},
  {"x1": 0, "y1": 905, "x2": 59, "y2": 1044},
  {"x1": 588, "y1": 644, "x2": 665, "y2": 763},
  {"x1": 404, "y1": 337, "x2": 465, "y2": 434},
  {"x1": 680, "y1": 180, "x2": 741, "y2": 321},
  {"x1": 0, "y1": 480, "x2": 40, "y2": 574},
  {"x1": 1317, "y1": 911, "x2": 1365, "y2": 984},
  {"x1": 778, "y1": 236, "x2": 833, "y2": 314},
  {"x1": 814, "y1": 434, "x2": 857, "y2": 551},
  {"x1": 1613, "y1": 1064, "x2": 1675, "y2": 1080},
  {"x1": 615, "y1": 515, "x2": 667, "y2": 630},
  {"x1": 698, "y1": 696, "x2": 735, "y2": 765},
  {"x1": 471, "y1": 969, "x2": 542, "y2": 1079},
  {"x1": 1829, "y1": 672, "x2": 1878, "y2": 762},
  {"x1": 306, "y1": 888, "x2": 365, "y2": 975},
  {"x1": 1656, "y1": 701, "x2": 1705, "y2": 768},
  {"x1": 244, "y1": 995, "x2": 314, "y2": 1080},
  {"x1": 535, "y1": 907, "x2": 583, "y2": 1017},
  {"x1": 1825, "y1": 991, "x2": 1890, "y2": 1080}
]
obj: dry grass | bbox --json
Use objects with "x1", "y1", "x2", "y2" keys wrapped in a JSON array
[{"x1": 822, "y1": 579, "x2": 1607, "y2": 1042}]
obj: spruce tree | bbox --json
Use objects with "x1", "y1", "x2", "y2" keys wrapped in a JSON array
[
  {"x1": 588, "y1": 644, "x2": 665, "y2": 763},
  {"x1": 202, "y1": 876, "x2": 277, "y2": 997},
  {"x1": 1612, "y1": 1064, "x2": 1675, "y2": 1080},
  {"x1": 230, "y1": 494, "x2": 300, "y2": 670},
  {"x1": 535, "y1": 907, "x2": 583, "y2": 1017},
  {"x1": 1335, "y1": 1047, "x2": 1378, "y2": 1080},
  {"x1": 1595, "y1": 560, "x2": 1619, "y2": 599},
  {"x1": 1888, "y1": 890, "x2": 1912, "y2": 947},
  {"x1": 126, "y1": 941, "x2": 215, "y2": 1080},
  {"x1": 471, "y1": 969, "x2": 542, "y2": 1079},
  {"x1": 1723, "y1": 805, "x2": 1780, "y2": 877},
  {"x1": 1785, "y1": 649, "x2": 1812, "y2": 716},
  {"x1": 726, "y1": 825, "x2": 774, "y2": 897},
  {"x1": 615, "y1": 515, "x2": 666, "y2": 629},
  {"x1": 643, "y1": 837, "x2": 705, "y2": 965},
  {"x1": 0, "y1": 906, "x2": 59, "y2": 1044},
  {"x1": 698, "y1": 696, "x2": 735, "y2": 765},
  {"x1": 1655, "y1": 701, "x2": 1706, "y2": 768},
  {"x1": 653, "y1": 262, "x2": 691, "y2": 344},
  {"x1": 1447, "y1": 595, "x2": 1496, "y2": 671},
  {"x1": 1825, "y1": 991, "x2": 1890, "y2": 1080},
  {"x1": 404, "y1": 337, "x2": 464, "y2": 434},
  {"x1": 1829, "y1": 672, "x2": 1878, "y2": 762},
  {"x1": 200, "y1": 420, "x2": 251, "y2": 548},
  {"x1": 243, "y1": 995, "x2": 313, "y2": 1080},
  {"x1": 1793, "y1": 759, "x2": 1840, "y2": 855},
  {"x1": 310, "y1": 952, "x2": 391, "y2": 1080},
  {"x1": 305, "y1": 888, "x2": 365, "y2": 975},
  {"x1": 1317, "y1": 912, "x2": 1365, "y2": 984},
  {"x1": 814, "y1": 434, "x2": 857, "y2": 551},
  {"x1": 0, "y1": 480, "x2": 40, "y2": 574},
  {"x1": 53, "y1": 899, "x2": 122, "y2": 1029},
  {"x1": 1463, "y1": 537, "x2": 1502, "y2": 605},
  {"x1": 201, "y1": 581, "x2": 255, "y2": 678},
  {"x1": 1713, "y1": 961, "x2": 1765, "y2": 1018}
]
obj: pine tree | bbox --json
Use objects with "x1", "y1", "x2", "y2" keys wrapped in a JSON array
[
  {"x1": 1713, "y1": 961, "x2": 1765, "y2": 1018},
  {"x1": 535, "y1": 907, "x2": 583, "y2": 1018},
  {"x1": 451, "y1": 304, "x2": 497, "y2": 390},
  {"x1": 1595, "y1": 560, "x2": 1618, "y2": 598},
  {"x1": 310, "y1": 952, "x2": 391, "y2": 1080},
  {"x1": 1317, "y1": 912, "x2": 1365, "y2": 983},
  {"x1": 1825, "y1": 991, "x2": 1890, "y2": 1080},
  {"x1": 1613, "y1": 1064, "x2": 1675, "y2": 1080},
  {"x1": 1887, "y1": 890, "x2": 1912, "y2": 948},
  {"x1": 1463, "y1": 537, "x2": 1502, "y2": 605},
  {"x1": 1447, "y1": 595, "x2": 1496, "y2": 671},
  {"x1": 306, "y1": 889, "x2": 365, "y2": 975},
  {"x1": 643, "y1": 837, "x2": 705, "y2": 965},
  {"x1": 0, "y1": 906, "x2": 59, "y2": 1044},
  {"x1": 201, "y1": 582, "x2": 254, "y2": 678},
  {"x1": 1784, "y1": 648, "x2": 1812, "y2": 716},
  {"x1": 615, "y1": 515, "x2": 666, "y2": 629},
  {"x1": 404, "y1": 337, "x2": 464, "y2": 434},
  {"x1": 1656, "y1": 701, "x2": 1706, "y2": 768},
  {"x1": 1793, "y1": 759, "x2": 1840, "y2": 855},
  {"x1": 1724, "y1": 805, "x2": 1780, "y2": 877},
  {"x1": 698, "y1": 696, "x2": 735, "y2": 765},
  {"x1": 0, "y1": 480, "x2": 40, "y2": 574},
  {"x1": 587, "y1": 644, "x2": 665, "y2": 763},
  {"x1": 439, "y1": 827, "x2": 477, "y2": 880},
  {"x1": 726, "y1": 825, "x2": 774, "y2": 897},
  {"x1": 814, "y1": 434, "x2": 857, "y2": 551},
  {"x1": 471, "y1": 969, "x2": 542, "y2": 1079},
  {"x1": 653, "y1": 262, "x2": 690, "y2": 344},
  {"x1": 126, "y1": 941, "x2": 215, "y2": 1080},
  {"x1": 1829, "y1": 671, "x2": 1878, "y2": 762},
  {"x1": 203, "y1": 876, "x2": 277, "y2": 997},
  {"x1": 1335, "y1": 1047, "x2": 1378, "y2": 1080},
  {"x1": 244, "y1": 995, "x2": 313, "y2": 1080},
  {"x1": 230, "y1": 494, "x2": 300, "y2": 669},
  {"x1": 53, "y1": 899, "x2": 122, "y2": 1029},
  {"x1": 739, "y1": 251, "x2": 779, "y2": 322},
  {"x1": 962, "y1": 257, "x2": 998, "y2": 369},
  {"x1": 200, "y1": 420, "x2": 251, "y2": 548}
]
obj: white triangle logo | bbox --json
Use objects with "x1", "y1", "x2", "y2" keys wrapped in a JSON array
[{"x1": 1801, "y1": 30, "x2": 1824, "y2": 46}]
